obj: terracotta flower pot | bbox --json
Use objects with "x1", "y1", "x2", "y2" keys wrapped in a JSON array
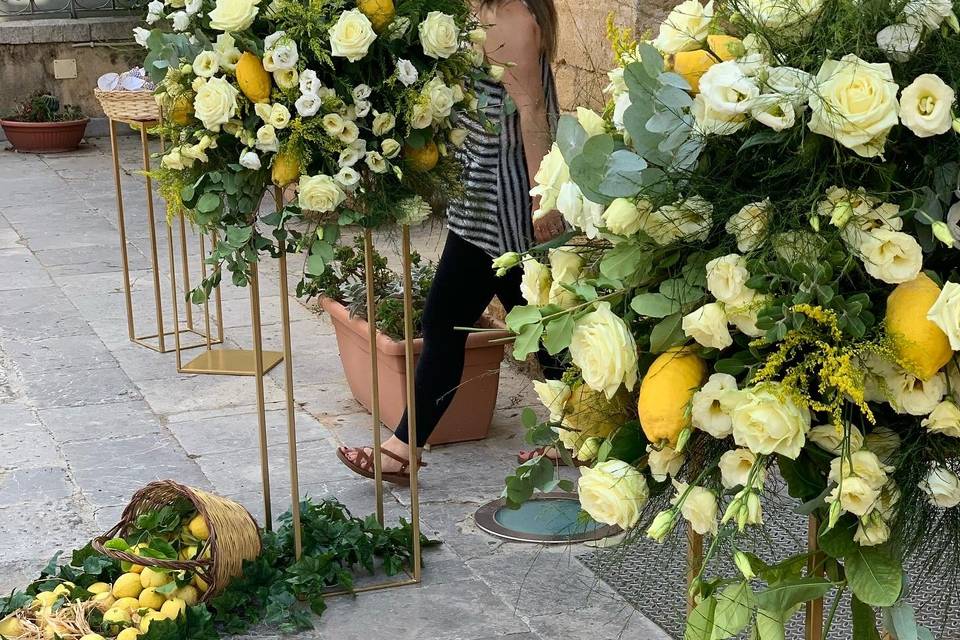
[
  {"x1": 0, "y1": 118, "x2": 89, "y2": 153},
  {"x1": 320, "y1": 296, "x2": 510, "y2": 445}
]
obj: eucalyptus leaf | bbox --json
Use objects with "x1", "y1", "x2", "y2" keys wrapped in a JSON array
[
  {"x1": 513, "y1": 322, "x2": 544, "y2": 360},
  {"x1": 543, "y1": 314, "x2": 575, "y2": 355},
  {"x1": 556, "y1": 115, "x2": 589, "y2": 163},
  {"x1": 600, "y1": 242, "x2": 644, "y2": 280},
  {"x1": 649, "y1": 312, "x2": 684, "y2": 353},
  {"x1": 883, "y1": 603, "x2": 917, "y2": 640},
  {"x1": 631, "y1": 292, "x2": 677, "y2": 318},
  {"x1": 505, "y1": 305, "x2": 542, "y2": 332}
]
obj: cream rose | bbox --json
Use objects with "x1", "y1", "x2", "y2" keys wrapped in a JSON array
[
  {"x1": 691, "y1": 372, "x2": 738, "y2": 438},
  {"x1": 808, "y1": 54, "x2": 899, "y2": 158},
  {"x1": 808, "y1": 424, "x2": 864, "y2": 455},
  {"x1": 578, "y1": 460, "x2": 650, "y2": 529},
  {"x1": 193, "y1": 76, "x2": 239, "y2": 131},
  {"x1": 602, "y1": 198, "x2": 652, "y2": 236},
  {"x1": 268, "y1": 103, "x2": 290, "y2": 129},
  {"x1": 418, "y1": 11, "x2": 459, "y2": 59},
  {"x1": 520, "y1": 259, "x2": 552, "y2": 307},
  {"x1": 207, "y1": 0, "x2": 258, "y2": 32},
  {"x1": 705, "y1": 254, "x2": 751, "y2": 304},
  {"x1": 192, "y1": 51, "x2": 220, "y2": 78},
  {"x1": 693, "y1": 93, "x2": 748, "y2": 135},
  {"x1": 900, "y1": 74, "x2": 955, "y2": 138},
  {"x1": 887, "y1": 367, "x2": 946, "y2": 415},
  {"x1": 297, "y1": 174, "x2": 346, "y2": 213},
  {"x1": 530, "y1": 144, "x2": 569, "y2": 216},
  {"x1": 740, "y1": 0, "x2": 823, "y2": 29},
  {"x1": 699, "y1": 61, "x2": 760, "y2": 116},
  {"x1": 829, "y1": 450, "x2": 892, "y2": 490},
  {"x1": 854, "y1": 227, "x2": 923, "y2": 284},
  {"x1": 652, "y1": 0, "x2": 714, "y2": 54},
  {"x1": 828, "y1": 476, "x2": 880, "y2": 516},
  {"x1": 329, "y1": 9, "x2": 377, "y2": 62},
  {"x1": 255, "y1": 124, "x2": 278, "y2": 152},
  {"x1": 274, "y1": 68, "x2": 298, "y2": 90},
  {"x1": 647, "y1": 445, "x2": 685, "y2": 482},
  {"x1": 576, "y1": 107, "x2": 606, "y2": 137},
  {"x1": 729, "y1": 383, "x2": 811, "y2": 459},
  {"x1": 922, "y1": 400, "x2": 960, "y2": 438},
  {"x1": 671, "y1": 481, "x2": 718, "y2": 536},
  {"x1": 927, "y1": 281, "x2": 960, "y2": 349},
  {"x1": 725, "y1": 200, "x2": 770, "y2": 252},
  {"x1": 719, "y1": 448, "x2": 763, "y2": 490},
  {"x1": 425, "y1": 77, "x2": 455, "y2": 119},
  {"x1": 682, "y1": 303, "x2": 732, "y2": 350},
  {"x1": 381, "y1": 138, "x2": 401, "y2": 159},
  {"x1": 372, "y1": 112, "x2": 396, "y2": 136},
  {"x1": 854, "y1": 511, "x2": 891, "y2": 546},
  {"x1": 863, "y1": 426, "x2": 901, "y2": 463},
  {"x1": 556, "y1": 181, "x2": 604, "y2": 239},
  {"x1": 532, "y1": 379, "x2": 571, "y2": 423},
  {"x1": 647, "y1": 196, "x2": 713, "y2": 245},
  {"x1": 547, "y1": 248, "x2": 584, "y2": 309},
  {"x1": 921, "y1": 466, "x2": 960, "y2": 508},
  {"x1": 569, "y1": 302, "x2": 639, "y2": 399}
]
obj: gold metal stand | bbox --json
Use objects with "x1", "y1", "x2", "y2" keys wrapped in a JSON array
[{"x1": 107, "y1": 119, "x2": 223, "y2": 354}]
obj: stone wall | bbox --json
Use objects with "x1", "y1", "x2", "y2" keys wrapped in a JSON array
[{"x1": 0, "y1": 17, "x2": 142, "y2": 118}]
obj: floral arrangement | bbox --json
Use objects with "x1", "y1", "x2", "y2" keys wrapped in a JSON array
[
  {"x1": 501, "y1": 3, "x2": 960, "y2": 637},
  {"x1": 134, "y1": 0, "x2": 486, "y2": 296}
]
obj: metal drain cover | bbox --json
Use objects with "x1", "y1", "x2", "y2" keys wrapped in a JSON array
[{"x1": 474, "y1": 492, "x2": 620, "y2": 544}]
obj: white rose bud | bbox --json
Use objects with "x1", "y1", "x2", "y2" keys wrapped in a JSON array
[{"x1": 238, "y1": 150, "x2": 261, "y2": 170}]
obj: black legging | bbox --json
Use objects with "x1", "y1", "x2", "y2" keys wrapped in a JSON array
[{"x1": 394, "y1": 231, "x2": 560, "y2": 447}]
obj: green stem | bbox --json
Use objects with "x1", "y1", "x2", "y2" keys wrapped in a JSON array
[{"x1": 822, "y1": 584, "x2": 844, "y2": 638}]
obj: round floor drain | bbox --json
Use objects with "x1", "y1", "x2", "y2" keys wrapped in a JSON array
[{"x1": 474, "y1": 492, "x2": 620, "y2": 544}]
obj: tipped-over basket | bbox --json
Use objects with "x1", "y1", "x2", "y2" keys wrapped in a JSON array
[
  {"x1": 92, "y1": 480, "x2": 261, "y2": 601},
  {"x1": 93, "y1": 89, "x2": 160, "y2": 124}
]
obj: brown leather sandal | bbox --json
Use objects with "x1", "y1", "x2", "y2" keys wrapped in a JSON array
[
  {"x1": 336, "y1": 446, "x2": 426, "y2": 487},
  {"x1": 517, "y1": 446, "x2": 586, "y2": 467}
]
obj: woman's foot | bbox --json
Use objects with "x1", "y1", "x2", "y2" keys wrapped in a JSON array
[{"x1": 337, "y1": 435, "x2": 425, "y2": 486}]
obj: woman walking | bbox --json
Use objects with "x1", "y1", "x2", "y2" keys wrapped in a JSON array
[{"x1": 337, "y1": 0, "x2": 564, "y2": 484}]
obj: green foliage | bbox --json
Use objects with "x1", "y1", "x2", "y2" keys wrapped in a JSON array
[
  {"x1": 5, "y1": 92, "x2": 84, "y2": 122},
  {"x1": 844, "y1": 544, "x2": 903, "y2": 607}
]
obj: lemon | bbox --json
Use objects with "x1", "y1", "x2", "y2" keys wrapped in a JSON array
[
  {"x1": 52, "y1": 582, "x2": 74, "y2": 598},
  {"x1": 0, "y1": 616, "x2": 24, "y2": 638},
  {"x1": 170, "y1": 585, "x2": 199, "y2": 606},
  {"x1": 138, "y1": 611, "x2": 168, "y2": 633},
  {"x1": 271, "y1": 150, "x2": 301, "y2": 187},
  {"x1": 404, "y1": 141, "x2": 440, "y2": 172},
  {"x1": 672, "y1": 50, "x2": 717, "y2": 93},
  {"x1": 87, "y1": 582, "x2": 110, "y2": 595},
  {"x1": 706, "y1": 35, "x2": 744, "y2": 61},
  {"x1": 187, "y1": 515, "x2": 210, "y2": 541},
  {"x1": 169, "y1": 94, "x2": 193, "y2": 126},
  {"x1": 160, "y1": 598, "x2": 186, "y2": 620},
  {"x1": 886, "y1": 273, "x2": 953, "y2": 381},
  {"x1": 103, "y1": 607, "x2": 132, "y2": 627},
  {"x1": 138, "y1": 587, "x2": 165, "y2": 611},
  {"x1": 357, "y1": 0, "x2": 395, "y2": 32},
  {"x1": 116, "y1": 628, "x2": 141, "y2": 640},
  {"x1": 236, "y1": 52, "x2": 272, "y2": 104},
  {"x1": 80, "y1": 634, "x2": 106, "y2": 640},
  {"x1": 39, "y1": 619, "x2": 70, "y2": 640},
  {"x1": 192, "y1": 575, "x2": 209, "y2": 593},
  {"x1": 178, "y1": 545, "x2": 198, "y2": 561},
  {"x1": 92, "y1": 592, "x2": 116, "y2": 611},
  {"x1": 637, "y1": 346, "x2": 708, "y2": 447},
  {"x1": 140, "y1": 568, "x2": 171, "y2": 589},
  {"x1": 122, "y1": 544, "x2": 148, "y2": 573},
  {"x1": 32, "y1": 591, "x2": 58, "y2": 609},
  {"x1": 113, "y1": 596, "x2": 141, "y2": 613},
  {"x1": 113, "y1": 573, "x2": 143, "y2": 599}
]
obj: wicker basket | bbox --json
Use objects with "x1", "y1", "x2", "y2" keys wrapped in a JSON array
[
  {"x1": 94, "y1": 89, "x2": 161, "y2": 124},
  {"x1": 92, "y1": 480, "x2": 261, "y2": 600}
]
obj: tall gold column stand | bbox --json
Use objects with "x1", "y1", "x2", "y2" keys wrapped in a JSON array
[
  {"x1": 106, "y1": 118, "x2": 222, "y2": 354},
  {"x1": 687, "y1": 529, "x2": 704, "y2": 614},
  {"x1": 248, "y1": 261, "x2": 275, "y2": 530},
  {"x1": 805, "y1": 515, "x2": 824, "y2": 640},
  {"x1": 364, "y1": 228, "x2": 385, "y2": 526}
]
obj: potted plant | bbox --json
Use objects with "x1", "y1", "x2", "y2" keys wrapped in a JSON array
[
  {"x1": 1, "y1": 93, "x2": 89, "y2": 153},
  {"x1": 310, "y1": 236, "x2": 510, "y2": 445}
]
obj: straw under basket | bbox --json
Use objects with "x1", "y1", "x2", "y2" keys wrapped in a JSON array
[
  {"x1": 92, "y1": 480, "x2": 261, "y2": 601},
  {"x1": 94, "y1": 90, "x2": 161, "y2": 124}
]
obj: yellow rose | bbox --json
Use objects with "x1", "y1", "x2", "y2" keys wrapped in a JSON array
[
  {"x1": 729, "y1": 383, "x2": 811, "y2": 459},
  {"x1": 192, "y1": 76, "x2": 239, "y2": 131},
  {"x1": 900, "y1": 74, "x2": 955, "y2": 138},
  {"x1": 927, "y1": 281, "x2": 960, "y2": 350},
  {"x1": 329, "y1": 9, "x2": 377, "y2": 62},
  {"x1": 207, "y1": 0, "x2": 258, "y2": 32},
  {"x1": 297, "y1": 174, "x2": 346, "y2": 213},
  {"x1": 519, "y1": 259, "x2": 552, "y2": 307},
  {"x1": 652, "y1": 0, "x2": 714, "y2": 54},
  {"x1": 418, "y1": 11, "x2": 459, "y2": 59},
  {"x1": 808, "y1": 54, "x2": 899, "y2": 158},
  {"x1": 578, "y1": 460, "x2": 649, "y2": 529},
  {"x1": 671, "y1": 480, "x2": 718, "y2": 535},
  {"x1": 569, "y1": 302, "x2": 639, "y2": 399}
]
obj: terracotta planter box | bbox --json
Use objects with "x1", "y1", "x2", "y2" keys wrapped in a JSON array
[
  {"x1": 320, "y1": 297, "x2": 509, "y2": 445},
  {"x1": 0, "y1": 118, "x2": 89, "y2": 153}
]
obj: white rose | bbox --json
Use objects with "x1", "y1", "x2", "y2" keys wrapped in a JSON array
[
  {"x1": 425, "y1": 77, "x2": 455, "y2": 119},
  {"x1": 863, "y1": 426, "x2": 901, "y2": 464},
  {"x1": 569, "y1": 301, "x2": 639, "y2": 399},
  {"x1": 396, "y1": 58, "x2": 419, "y2": 86},
  {"x1": 273, "y1": 68, "x2": 298, "y2": 90},
  {"x1": 886, "y1": 367, "x2": 946, "y2": 416},
  {"x1": 927, "y1": 280, "x2": 960, "y2": 349},
  {"x1": 334, "y1": 166, "x2": 360, "y2": 190},
  {"x1": 827, "y1": 476, "x2": 880, "y2": 517},
  {"x1": 647, "y1": 196, "x2": 713, "y2": 245},
  {"x1": 808, "y1": 54, "x2": 899, "y2": 158},
  {"x1": 321, "y1": 113, "x2": 345, "y2": 136},
  {"x1": 764, "y1": 66, "x2": 814, "y2": 108},
  {"x1": 576, "y1": 107, "x2": 606, "y2": 137},
  {"x1": 808, "y1": 424, "x2": 864, "y2": 455},
  {"x1": 365, "y1": 151, "x2": 388, "y2": 173},
  {"x1": 192, "y1": 76, "x2": 238, "y2": 131},
  {"x1": 238, "y1": 149, "x2": 261, "y2": 170},
  {"x1": 207, "y1": 0, "x2": 257, "y2": 31},
  {"x1": 146, "y1": 0, "x2": 163, "y2": 21},
  {"x1": 719, "y1": 448, "x2": 763, "y2": 490},
  {"x1": 855, "y1": 228, "x2": 923, "y2": 284},
  {"x1": 750, "y1": 96, "x2": 796, "y2": 132},
  {"x1": 691, "y1": 372, "x2": 738, "y2": 438},
  {"x1": 372, "y1": 112, "x2": 396, "y2": 136},
  {"x1": 904, "y1": 0, "x2": 959, "y2": 30},
  {"x1": 329, "y1": 9, "x2": 377, "y2": 62},
  {"x1": 729, "y1": 383, "x2": 811, "y2": 459},
  {"x1": 921, "y1": 466, "x2": 960, "y2": 508},
  {"x1": 532, "y1": 379, "x2": 570, "y2": 423},
  {"x1": 381, "y1": 138, "x2": 401, "y2": 158},
  {"x1": 693, "y1": 93, "x2": 748, "y2": 135},
  {"x1": 263, "y1": 31, "x2": 299, "y2": 71},
  {"x1": 449, "y1": 128, "x2": 468, "y2": 147},
  {"x1": 418, "y1": 11, "x2": 459, "y2": 59},
  {"x1": 900, "y1": 74, "x2": 955, "y2": 138},
  {"x1": 671, "y1": 481, "x2": 718, "y2": 536},
  {"x1": 705, "y1": 254, "x2": 751, "y2": 304},
  {"x1": 922, "y1": 400, "x2": 960, "y2": 437},
  {"x1": 171, "y1": 10, "x2": 190, "y2": 31},
  {"x1": 613, "y1": 92, "x2": 633, "y2": 132},
  {"x1": 254, "y1": 124, "x2": 278, "y2": 152},
  {"x1": 699, "y1": 61, "x2": 760, "y2": 116},
  {"x1": 556, "y1": 181, "x2": 604, "y2": 239},
  {"x1": 294, "y1": 94, "x2": 322, "y2": 117},
  {"x1": 829, "y1": 450, "x2": 892, "y2": 491},
  {"x1": 652, "y1": 0, "x2": 714, "y2": 54},
  {"x1": 725, "y1": 200, "x2": 770, "y2": 252},
  {"x1": 854, "y1": 512, "x2": 891, "y2": 547},
  {"x1": 877, "y1": 23, "x2": 923, "y2": 63},
  {"x1": 133, "y1": 26, "x2": 151, "y2": 47},
  {"x1": 647, "y1": 445, "x2": 684, "y2": 482},
  {"x1": 410, "y1": 100, "x2": 433, "y2": 129},
  {"x1": 161, "y1": 148, "x2": 187, "y2": 170},
  {"x1": 740, "y1": 0, "x2": 823, "y2": 29},
  {"x1": 298, "y1": 174, "x2": 346, "y2": 213},
  {"x1": 520, "y1": 260, "x2": 552, "y2": 307},
  {"x1": 530, "y1": 144, "x2": 570, "y2": 215},
  {"x1": 682, "y1": 303, "x2": 732, "y2": 350},
  {"x1": 602, "y1": 198, "x2": 652, "y2": 236},
  {"x1": 268, "y1": 103, "x2": 290, "y2": 129}
]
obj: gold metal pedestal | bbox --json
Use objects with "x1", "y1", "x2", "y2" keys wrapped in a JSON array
[{"x1": 107, "y1": 119, "x2": 223, "y2": 354}]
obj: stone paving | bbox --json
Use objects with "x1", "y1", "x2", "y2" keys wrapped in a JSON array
[{"x1": 0, "y1": 136, "x2": 672, "y2": 640}]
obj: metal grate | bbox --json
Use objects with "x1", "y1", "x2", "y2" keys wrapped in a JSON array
[
  {"x1": 0, "y1": 0, "x2": 142, "y2": 19},
  {"x1": 580, "y1": 483, "x2": 960, "y2": 639}
]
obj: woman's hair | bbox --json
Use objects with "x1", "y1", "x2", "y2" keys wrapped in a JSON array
[{"x1": 479, "y1": 0, "x2": 559, "y2": 61}]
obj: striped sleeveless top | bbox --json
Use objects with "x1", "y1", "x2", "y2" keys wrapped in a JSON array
[{"x1": 446, "y1": 56, "x2": 560, "y2": 258}]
